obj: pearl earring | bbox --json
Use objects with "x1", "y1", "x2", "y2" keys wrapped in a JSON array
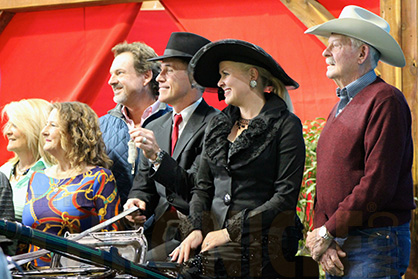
[{"x1": 250, "y1": 80, "x2": 257, "y2": 88}]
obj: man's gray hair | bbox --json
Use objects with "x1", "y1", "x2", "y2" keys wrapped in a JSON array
[{"x1": 350, "y1": 37, "x2": 381, "y2": 69}]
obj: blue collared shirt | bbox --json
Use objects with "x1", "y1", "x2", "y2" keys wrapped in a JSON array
[{"x1": 336, "y1": 70, "x2": 377, "y2": 115}]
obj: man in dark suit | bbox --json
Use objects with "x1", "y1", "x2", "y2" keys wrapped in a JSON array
[{"x1": 124, "y1": 32, "x2": 218, "y2": 260}]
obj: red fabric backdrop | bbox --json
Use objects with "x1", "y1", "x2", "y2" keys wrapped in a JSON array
[
  {"x1": 0, "y1": 0, "x2": 378, "y2": 164},
  {"x1": 158, "y1": 0, "x2": 378, "y2": 122},
  {"x1": 90, "y1": 7, "x2": 181, "y2": 116},
  {"x1": 0, "y1": 3, "x2": 181, "y2": 163}
]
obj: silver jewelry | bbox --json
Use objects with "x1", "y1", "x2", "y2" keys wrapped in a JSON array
[
  {"x1": 250, "y1": 80, "x2": 257, "y2": 88},
  {"x1": 319, "y1": 225, "x2": 334, "y2": 240},
  {"x1": 142, "y1": 137, "x2": 147, "y2": 144},
  {"x1": 149, "y1": 149, "x2": 164, "y2": 167}
]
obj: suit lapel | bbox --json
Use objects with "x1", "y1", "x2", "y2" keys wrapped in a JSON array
[
  {"x1": 154, "y1": 112, "x2": 173, "y2": 154},
  {"x1": 172, "y1": 100, "x2": 209, "y2": 159}
]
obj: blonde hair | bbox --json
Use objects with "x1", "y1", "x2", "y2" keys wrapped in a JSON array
[
  {"x1": 239, "y1": 63, "x2": 293, "y2": 111},
  {"x1": 239, "y1": 63, "x2": 285, "y2": 97},
  {"x1": 2, "y1": 98, "x2": 54, "y2": 165},
  {"x1": 52, "y1": 102, "x2": 112, "y2": 169}
]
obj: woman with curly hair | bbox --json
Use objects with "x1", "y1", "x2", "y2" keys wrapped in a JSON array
[{"x1": 22, "y1": 102, "x2": 120, "y2": 267}]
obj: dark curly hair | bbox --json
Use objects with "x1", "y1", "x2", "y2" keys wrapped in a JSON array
[{"x1": 52, "y1": 102, "x2": 112, "y2": 169}]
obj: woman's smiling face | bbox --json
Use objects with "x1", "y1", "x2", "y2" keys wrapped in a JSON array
[
  {"x1": 42, "y1": 109, "x2": 64, "y2": 157},
  {"x1": 5, "y1": 122, "x2": 29, "y2": 154},
  {"x1": 217, "y1": 61, "x2": 252, "y2": 106}
]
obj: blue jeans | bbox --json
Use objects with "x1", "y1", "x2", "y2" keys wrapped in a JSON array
[{"x1": 327, "y1": 223, "x2": 411, "y2": 279}]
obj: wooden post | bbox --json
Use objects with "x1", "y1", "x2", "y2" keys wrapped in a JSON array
[
  {"x1": 279, "y1": 0, "x2": 334, "y2": 46},
  {"x1": 381, "y1": 0, "x2": 418, "y2": 278},
  {"x1": 0, "y1": 11, "x2": 14, "y2": 34}
]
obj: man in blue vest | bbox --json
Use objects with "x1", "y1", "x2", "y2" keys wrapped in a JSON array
[{"x1": 100, "y1": 42, "x2": 171, "y2": 206}]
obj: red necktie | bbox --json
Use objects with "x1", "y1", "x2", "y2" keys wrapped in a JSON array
[{"x1": 171, "y1": 114, "x2": 183, "y2": 155}]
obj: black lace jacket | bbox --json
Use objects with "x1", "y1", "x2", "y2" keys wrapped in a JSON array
[{"x1": 187, "y1": 93, "x2": 305, "y2": 243}]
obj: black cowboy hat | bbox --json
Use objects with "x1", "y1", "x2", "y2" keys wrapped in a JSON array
[
  {"x1": 189, "y1": 39, "x2": 299, "y2": 90},
  {"x1": 148, "y1": 32, "x2": 211, "y2": 62}
]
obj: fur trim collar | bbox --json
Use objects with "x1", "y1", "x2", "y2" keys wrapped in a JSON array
[{"x1": 205, "y1": 94, "x2": 288, "y2": 167}]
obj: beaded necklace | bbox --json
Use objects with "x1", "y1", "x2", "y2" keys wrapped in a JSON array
[
  {"x1": 236, "y1": 117, "x2": 251, "y2": 130},
  {"x1": 11, "y1": 162, "x2": 30, "y2": 180}
]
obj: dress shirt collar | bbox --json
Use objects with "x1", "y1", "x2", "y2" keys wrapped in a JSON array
[
  {"x1": 121, "y1": 100, "x2": 161, "y2": 128},
  {"x1": 336, "y1": 70, "x2": 377, "y2": 101},
  {"x1": 172, "y1": 97, "x2": 202, "y2": 136}
]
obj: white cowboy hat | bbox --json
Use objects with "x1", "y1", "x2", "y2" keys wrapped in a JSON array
[{"x1": 305, "y1": 5, "x2": 405, "y2": 67}]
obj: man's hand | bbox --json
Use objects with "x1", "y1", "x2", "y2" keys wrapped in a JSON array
[
  {"x1": 123, "y1": 198, "x2": 147, "y2": 225},
  {"x1": 306, "y1": 227, "x2": 333, "y2": 261},
  {"x1": 319, "y1": 243, "x2": 346, "y2": 276},
  {"x1": 170, "y1": 230, "x2": 203, "y2": 264},
  {"x1": 129, "y1": 127, "x2": 160, "y2": 160}
]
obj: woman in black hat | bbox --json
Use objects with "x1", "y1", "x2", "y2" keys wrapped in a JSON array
[{"x1": 170, "y1": 39, "x2": 306, "y2": 279}]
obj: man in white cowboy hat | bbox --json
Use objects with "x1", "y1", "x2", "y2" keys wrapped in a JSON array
[{"x1": 305, "y1": 5, "x2": 415, "y2": 278}]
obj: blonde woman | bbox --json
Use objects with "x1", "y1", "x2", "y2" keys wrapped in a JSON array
[
  {"x1": 0, "y1": 99, "x2": 54, "y2": 223},
  {"x1": 171, "y1": 40, "x2": 305, "y2": 278},
  {"x1": 22, "y1": 102, "x2": 120, "y2": 267}
]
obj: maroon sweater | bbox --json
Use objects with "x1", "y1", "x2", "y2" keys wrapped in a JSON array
[{"x1": 315, "y1": 77, "x2": 415, "y2": 237}]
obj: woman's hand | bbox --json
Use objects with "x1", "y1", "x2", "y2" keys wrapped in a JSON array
[
  {"x1": 170, "y1": 230, "x2": 203, "y2": 264},
  {"x1": 201, "y1": 229, "x2": 231, "y2": 252}
]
